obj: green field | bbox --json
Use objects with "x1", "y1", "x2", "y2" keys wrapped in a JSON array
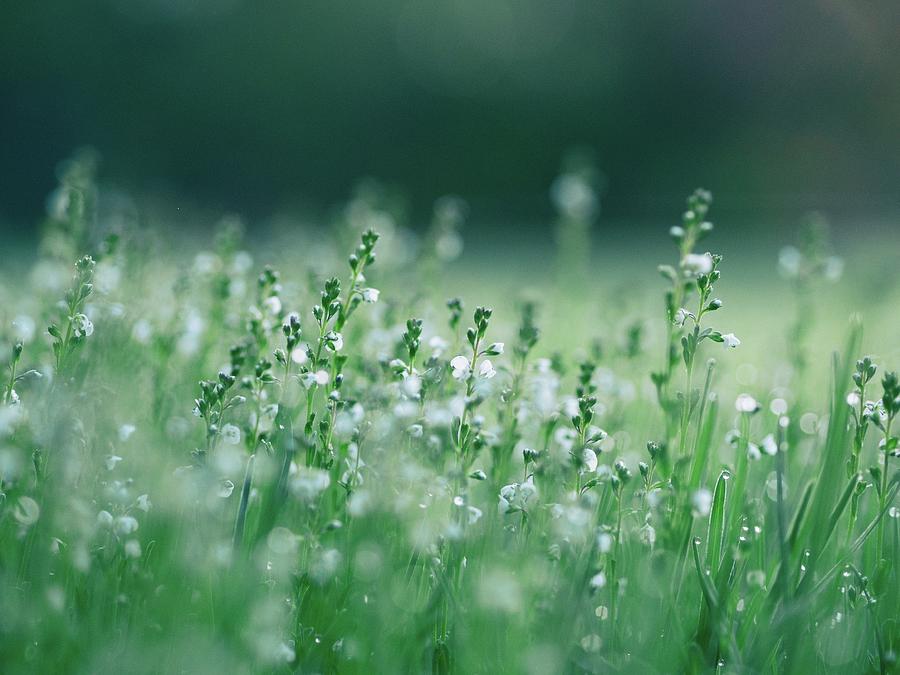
[{"x1": 1, "y1": 156, "x2": 898, "y2": 673}]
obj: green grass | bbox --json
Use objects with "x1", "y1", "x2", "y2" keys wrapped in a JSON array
[{"x1": 0, "y1": 157, "x2": 898, "y2": 674}]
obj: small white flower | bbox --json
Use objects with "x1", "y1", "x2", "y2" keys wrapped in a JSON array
[
  {"x1": 846, "y1": 391, "x2": 860, "y2": 407},
  {"x1": 589, "y1": 572, "x2": 607, "y2": 589},
  {"x1": 12, "y1": 314, "x2": 36, "y2": 343},
  {"x1": 581, "y1": 448, "x2": 598, "y2": 473},
  {"x1": 639, "y1": 523, "x2": 657, "y2": 546},
  {"x1": 72, "y1": 313, "x2": 94, "y2": 338},
  {"x1": 263, "y1": 295, "x2": 282, "y2": 315},
  {"x1": 597, "y1": 532, "x2": 613, "y2": 553},
  {"x1": 220, "y1": 423, "x2": 241, "y2": 445},
  {"x1": 692, "y1": 489, "x2": 713, "y2": 517},
  {"x1": 326, "y1": 332, "x2": 344, "y2": 351},
  {"x1": 118, "y1": 424, "x2": 136, "y2": 442},
  {"x1": 735, "y1": 394, "x2": 759, "y2": 413},
  {"x1": 467, "y1": 506, "x2": 483, "y2": 524},
  {"x1": 674, "y1": 307, "x2": 691, "y2": 327},
  {"x1": 498, "y1": 494, "x2": 511, "y2": 514},
  {"x1": 428, "y1": 335, "x2": 449, "y2": 357},
  {"x1": 760, "y1": 434, "x2": 778, "y2": 456},
  {"x1": 682, "y1": 252, "x2": 713, "y2": 276},
  {"x1": 487, "y1": 342, "x2": 504, "y2": 355},
  {"x1": 218, "y1": 480, "x2": 235, "y2": 498},
  {"x1": 114, "y1": 515, "x2": 139, "y2": 536},
  {"x1": 131, "y1": 319, "x2": 153, "y2": 344},
  {"x1": 290, "y1": 346, "x2": 309, "y2": 365},
  {"x1": 124, "y1": 539, "x2": 142, "y2": 559},
  {"x1": 722, "y1": 333, "x2": 741, "y2": 349},
  {"x1": 136, "y1": 494, "x2": 152, "y2": 512},
  {"x1": 778, "y1": 246, "x2": 802, "y2": 278},
  {"x1": 361, "y1": 288, "x2": 380, "y2": 304},
  {"x1": 450, "y1": 355, "x2": 470, "y2": 380},
  {"x1": 401, "y1": 374, "x2": 422, "y2": 397},
  {"x1": 747, "y1": 442, "x2": 762, "y2": 461},
  {"x1": 478, "y1": 359, "x2": 496, "y2": 379},
  {"x1": 824, "y1": 256, "x2": 844, "y2": 281},
  {"x1": 105, "y1": 455, "x2": 123, "y2": 471},
  {"x1": 97, "y1": 510, "x2": 114, "y2": 528},
  {"x1": 301, "y1": 370, "x2": 330, "y2": 388},
  {"x1": 14, "y1": 496, "x2": 40, "y2": 525}
]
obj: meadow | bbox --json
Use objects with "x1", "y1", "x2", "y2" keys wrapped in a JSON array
[{"x1": 1, "y1": 153, "x2": 898, "y2": 673}]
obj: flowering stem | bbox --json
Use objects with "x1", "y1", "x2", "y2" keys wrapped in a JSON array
[{"x1": 876, "y1": 416, "x2": 893, "y2": 561}]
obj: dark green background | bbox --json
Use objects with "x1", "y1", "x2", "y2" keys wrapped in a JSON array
[{"x1": 2, "y1": 0, "x2": 899, "y2": 231}]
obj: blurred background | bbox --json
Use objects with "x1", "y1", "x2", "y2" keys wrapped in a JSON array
[{"x1": 2, "y1": 0, "x2": 899, "y2": 243}]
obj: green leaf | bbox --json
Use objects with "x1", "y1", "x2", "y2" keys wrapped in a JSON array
[
  {"x1": 705, "y1": 470, "x2": 729, "y2": 571},
  {"x1": 691, "y1": 537, "x2": 719, "y2": 611}
]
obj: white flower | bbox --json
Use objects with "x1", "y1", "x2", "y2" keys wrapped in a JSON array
[
  {"x1": 14, "y1": 496, "x2": 40, "y2": 525},
  {"x1": 478, "y1": 359, "x2": 496, "y2": 379},
  {"x1": 846, "y1": 391, "x2": 860, "y2": 407},
  {"x1": 722, "y1": 333, "x2": 741, "y2": 349},
  {"x1": 361, "y1": 288, "x2": 380, "y2": 303},
  {"x1": 450, "y1": 355, "x2": 470, "y2": 380},
  {"x1": 735, "y1": 394, "x2": 759, "y2": 413},
  {"x1": 124, "y1": 539, "x2": 142, "y2": 559},
  {"x1": 487, "y1": 342, "x2": 504, "y2": 355},
  {"x1": 118, "y1": 424, "x2": 136, "y2": 442},
  {"x1": 131, "y1": 319, "x2": 152, "y2": 344},
  {"x1": 467, "y1": 506, "x2": 483, "y2": 524},
  {"x1": 639, "y1": 523, "x2": 657, "y2": 546},
  {"x1": 136, "y1": 494, "x2": 152, "y2": 512},
  {"x1": 674, "y1": 307, "x2": 691, "y2": 327},
  {"x1": 760, "y1": 434, "x2": 778, "y2": 456},
  {"x1": 428, "y1": 335, "x2": 449, "y2": 357},
  {"x1": 589, "y1": 572, "x2": 607, "y2": 589},
  {"x1": 263, "y1": 295, "x2": 282, "y2": 315},
  {"x1": 290, "y1": 346, "x2": 309, "y2": 365},
  {"x1": 778, "y1": 246, "x2": 801, "y2": 278},
  {"x1": 72, "y1": 313, "x2": 94, "y2": 338},
  {"x1": 499, "y1": 475, "x2": 537, "y2": 515},
  {"x1": 747, "y1": 443, "x2": 762, "y2": 461},
  {"x1": 682, "y1": 252, "x2": 713, "y2": 276},
  {"x1": 12, "y1": 315, "x2": 36, "y2": 343},
  {"x1": 581, "y1": 448, "x2": 598, "y2": 473},
  {"x1": 218, "y1": 480, "x2": 235, "y2": 498},
  {"x1": 401, "y1": 374, "x2": 422, "y2": 397},
  {"x1": 221, "y1": 423, "x2": 241, "y2": 445},
  {"x1": 326, "y1": 332, "x2": 344, "y2": 351},
  {"x1": 114, "y1": 515, "x2": 139, "y2": 536},
  {"x1": 301, "y1": 370, "x2": 330, "y2": 388},
  {"x1": 692, "y1": 489, "x2": 712, "y2": 517},
  {"x1": 597, "y1": 532, "x2": 613, "y2": 553},
  {"x1": 824, "y1": 256, "x2": 844, "y2": 282},
  {"x1": 551, "y1": 173, "x2": 597, "y2": 220},
  {"x1": 97, "y1": 510, "x2": 114, "y2": 528},
  {"x1": 105, "y1": 455, "x2": 123, "y2": 471},
  {"x1": 290, "y1": 467, "x2": 331, "y2": 501}
]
